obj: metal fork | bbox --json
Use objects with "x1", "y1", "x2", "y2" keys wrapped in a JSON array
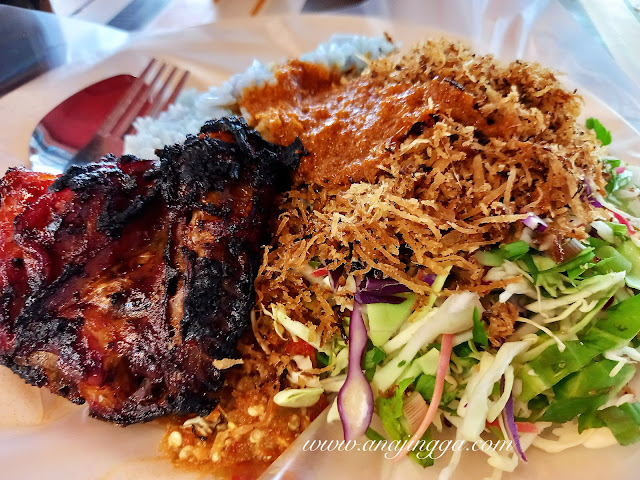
[{"x1": 67, "y1": 58, "x2": 189, "y2": 167}]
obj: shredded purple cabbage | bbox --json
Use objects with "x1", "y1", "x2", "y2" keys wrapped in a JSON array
[
  {"x1": 590, "y1": 198, "x2": 604, "y2": 208},
  {"x1": 363, "y1": 278, "x2": 411, "y2": 294},
  {"x1": 354, "y1": 276, "x2": 412, "y2": 304},
  {"x1": 422, "y1": 273, "x2": 437, "y2": 285},
  {"x1": 328, "y1": 265, "x2": 344, "y2": 291},
  {"x1": 581, "y1": 179, "x2": 604, "y2": 208},
  {"x1": 501, "y1": 379, "x2": 527, "y2": 462},
  {"x1": 355, "y1": 292, "x2": 406, "y2": 304}
]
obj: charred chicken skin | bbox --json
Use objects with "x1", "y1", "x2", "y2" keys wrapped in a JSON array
[{"x1": 0, "y1": 117, "x2": 304, "y2": 425}]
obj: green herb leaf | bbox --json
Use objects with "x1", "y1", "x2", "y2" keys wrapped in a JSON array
[
  {"x1": 499, "y1": 241, "x2": 530, "y2": 261},
  {"x1": 604, "y1": 158, "x2": 621, "y2": 169},
  {"x1": 556, "y1": 360, "x2": 635, "y2": 400},
  {"x1": 477, "y1": 241, "x2": 530, "y2": 266},
  {"x1": 441, "y1": 386, "x2": 459, "y2": 406},
  {"x1": 414, "y1": 374, "x2": 436, "y2": 402},
  {"x1": 363, "y1": 344, "x2": 386, "y2": 382},
  {"x1": 567, "y1": 263, "x2": 595, "y2": 280},
  {"x1": 586, "y1": 117, "x2": 612, "y2": 146},
  {"x1": 365, "y1": 427, "x2": 387, "y2": 442},
  {"x1": 587, "y1": 236, "x2": 608, "y2": 249},
  {"x1": 578, "y1": 410, "x2": 606, "y2": 432},
  {"x1": 539, "y1": 360, "x2": 635, "y2": 422},
  {"x1": 537, "y1": 246, "x2": 594, "y2": 276},
  {"x1": 472, "y1": 307, "x2": 489, "y2": 347},
  {"x1": 365, "y1": 366, "x2": 376, "y2": 382},
  {"x1": 392, "y1": 377, "x2": 415, "y2": 418},
  {"x1": 376, "y1": 397, "x2": 406, "y2": 440},
  {"x1": 375, "y1": 397, "x2": 435, "y2": 468},
  {"x1": 597, "y1": 403, "x2": 640, "y2": 445},
  {"x1": 606, "y1": 169, "x2": 633, "y2": 195},
  {"x1": 540, "y1": 395, "x2": 608, "y2": 424},
  {"x1": 475, "y1": 250, "x2": 505, "y2": 267},
  {"x1": 453, "y1": 341, "x2": 473, "y2": 358},
  {"x1": 520, "y1": 253, "x2": 539, "y2": 283},
  {"x1": 593, "y1": 246, "x2": 633, "y2": 275},
  {"x1": 362, "y1": 345, "x2": 387, "y2": 370},
  {"x1": 606, "y1": 221, "x2": 630, "y2": 239},
  {"x1": 525, "y1": 395, "x2": 550, "y2": 422},
  {"x1": 517, "y1": 294, "x2": 640, "y2": 402},
  {"x1": 316, "y1": 351, "x2": 330, "y2": 367},
  {"x1": 412, "y1": 429, "x2": 436, "y2": 467}
]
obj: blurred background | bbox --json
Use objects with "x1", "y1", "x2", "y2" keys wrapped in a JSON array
[{"x1": 0, "y1": 0, "x2": 638, "y2": 97}]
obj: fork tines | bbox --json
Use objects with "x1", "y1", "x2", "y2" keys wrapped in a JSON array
[
  {"x1": 67, "y1": 59, "x2": 189, "y2": 167},
  {"x1": 106, "y1": 58, "x2": 190, "y2": 139}
]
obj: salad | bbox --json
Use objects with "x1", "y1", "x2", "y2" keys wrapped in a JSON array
[{"x1": 269, "y1": 119, "x2": 640, "y2": 479}]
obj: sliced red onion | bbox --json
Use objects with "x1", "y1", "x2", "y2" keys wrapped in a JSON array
[
  {"x1": 521, "y1": 213, "x2": 547, "y2": 233},
  {"x1": 615, "y1": 166, "x2": 627, "y2": 174},
  {"x1": 337, "y1": 302, "x2": 374, "y2": 441},
  {"x1": 501, "y1": 380, "x2": 527, "y2": 462},
  {"x1": 521, "y1": 214, "x2": 540, "y2": 229},
  {"x1": 354, "y1": 291, "x2": 406, "y2": 304}
]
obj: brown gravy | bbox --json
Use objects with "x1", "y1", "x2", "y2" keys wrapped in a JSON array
[{"x1": 240, "y1": 60, "x2": 514, "y2": 187}]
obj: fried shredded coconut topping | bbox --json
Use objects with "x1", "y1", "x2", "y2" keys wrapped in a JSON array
[
  {"x1": 243, "y1": 40, "x2": 605, "y2": 345},
  {"x1": 484, "y1": 301, "x2": 520, "y2": 347}
]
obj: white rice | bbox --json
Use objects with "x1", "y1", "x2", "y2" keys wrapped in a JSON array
[{"x1": 124, "y1": 35, "x2": 395, "y2": 159}]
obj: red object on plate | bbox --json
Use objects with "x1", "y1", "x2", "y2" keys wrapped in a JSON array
[
  {"x1": 612, "y1": 211, "x2": 635, "y2": 235},
  {"x1": 486, "y1": 418, "x2": 538, "y2": 433},
  {"x1": 311, "y1": 267, "x2": 328, "y2": 277},
  {"x1": 284, "y1": 339, "x2": 316, "y2": 357},
  {"x1": 39, "y1": 74, "x2": 137, "y2": 152}
]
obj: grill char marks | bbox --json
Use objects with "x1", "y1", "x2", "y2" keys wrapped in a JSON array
[{"x1": 0, "y1": 117, "x2": 304, "y2": 424}]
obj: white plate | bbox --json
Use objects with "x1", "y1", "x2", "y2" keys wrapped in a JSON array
[{"x1": 0, "y1": 13, "x2": 639, "y2": 480}]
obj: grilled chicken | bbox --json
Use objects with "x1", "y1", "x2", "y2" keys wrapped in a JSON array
[{"x1": 0, "y1": 117, "x2": 304, "y2": 424}]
